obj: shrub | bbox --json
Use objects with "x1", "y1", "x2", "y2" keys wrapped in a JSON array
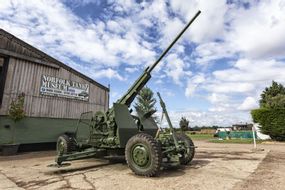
[
  {"x1": 179, "y1": 117, "x2": 189, "y2": 132},
  {"x1": 251, "y1": 108, "x2": 285, "y2": 141},
  {"x1": 8, "y1": 93, "x2": 25, "y2": 122}
]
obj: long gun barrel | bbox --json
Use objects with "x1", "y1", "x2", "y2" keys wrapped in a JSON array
[
  {"x1": 148, "y1": 10, "x2": 201, "y2": 73},
  {"x1": 116, "y1": 10, "x2": 201, "y2": 107}
]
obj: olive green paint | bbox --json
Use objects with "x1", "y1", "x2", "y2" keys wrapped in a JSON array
[
  {"x1": 54, "y1": 11, "x2": 201, "y2": 175},
  {"x1": 0, "y1": 116, "x2": 86, "y2": 144},
  {"x1": 114, "y1": 103, "x2": 138, "y2": 147}
]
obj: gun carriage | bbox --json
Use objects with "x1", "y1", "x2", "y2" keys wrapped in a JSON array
[{"x1": 55, "y1": 10, "x2": 201, "y2": 177}]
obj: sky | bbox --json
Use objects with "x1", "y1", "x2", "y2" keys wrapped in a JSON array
[{"x1": 1, "y1": 0, "x2": 285, "y2": 127}]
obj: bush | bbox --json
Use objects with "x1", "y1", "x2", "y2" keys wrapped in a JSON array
[
  {"x1": 8, "y1": 93, "x2": 25, "y2": 122},
  {"x1": 179, "y1": 117, "x2": 189, "y2": 132},
  {"x1": 251, "y1": 108, "x2": 285, "y2": 141}
]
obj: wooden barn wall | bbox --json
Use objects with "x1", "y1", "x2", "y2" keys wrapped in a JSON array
[{"x1": 0, "y1": 57, "x2": 109, "y2": 119}]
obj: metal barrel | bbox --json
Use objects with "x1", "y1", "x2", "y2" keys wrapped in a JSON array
[
  {"x1": 148, "y1": 10, "x2": 201, "y2": 73},
  {"x1": 115, "y1": 10, "x2": 201, "y2": 106}
]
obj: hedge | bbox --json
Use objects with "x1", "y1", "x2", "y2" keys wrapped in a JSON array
[{"x1": 251, "y1": 108, "x2": 285, "y2": 141}]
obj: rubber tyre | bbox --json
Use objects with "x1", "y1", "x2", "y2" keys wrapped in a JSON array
[
  {"x1": 125, "y1": 133, "x2": 162, "y2": 177},
  {"x1": 56, "y1": 134, "x2": 76, "y2": 155},
  {"x1": 176, "y1": 133, "x2": 195, "y2": 165}
]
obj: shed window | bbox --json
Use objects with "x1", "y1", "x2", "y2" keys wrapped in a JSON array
[{"x1": 0, "y1": 56, "x2": 8, "y2": 106}]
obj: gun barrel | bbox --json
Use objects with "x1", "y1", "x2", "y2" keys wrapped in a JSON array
[
  {"x1": 148, "y1": 10, "x2": 201, "y2": 73},
  {"x1": 115, "y1": 10, "x2": 201, "y2": 107}
]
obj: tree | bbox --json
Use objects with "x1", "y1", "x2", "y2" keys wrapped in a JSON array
[
  {"x1": 260, "y1": 81, "x2": 285, "y2": 108},
  {"x1": 8, "y1": 93, "x2": 25, "y2": 122},
  {"x1": 8, "y1": 93, "x2": 25, "y2": 144},
  {"x1": 251, "y1": 109, "x2": 285, "y2": 141},
  {"x1": 135, "y1": 87, "x2": 157, "y2": 118},
  {"x1": 266, "y1": 94, "x2": 285, "y2": 109},
  {"x1": 252, "y1": 81, "x2": 285, "y2": 141},
  {"x1": 179, "y1": 117, "x2": 189, "y2": 132}
]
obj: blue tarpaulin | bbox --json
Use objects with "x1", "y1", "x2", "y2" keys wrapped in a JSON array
[{"x1": 217, "y1": 131, "x2": 257, "y2": 139}]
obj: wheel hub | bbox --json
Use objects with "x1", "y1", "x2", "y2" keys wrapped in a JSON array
[
  {"x1": 57, "y1": 141, "x2": 65, "y2": 155},
  {"x1": 132, "y1": 145, "x2": 149, "y2": 167}
]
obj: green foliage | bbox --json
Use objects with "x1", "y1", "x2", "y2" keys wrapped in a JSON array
[
  {"x1": 189, "y1": 125, "x2": 221, "y2": 131},
  {"x1": 251, "y1": 108, "x2": 285, "y2": 141},
  {"x1": 260, "y1": 81, "x2": 285, "y2": 108},
  {"x1": 8, "y1": 93, "x2": 25, "y2": 122},
  {"x1": 265, "y1": 94, "x2": 285, "y2": 109},
  {"x1": 179, "y1": 117, "x2": 189, "y2": 131},
  {"x1": 135, "y1": 87, "x2": 157, "y2": 117},
  {"x1": 252, "y1": 81, "x2": 285, "y2": 141}
]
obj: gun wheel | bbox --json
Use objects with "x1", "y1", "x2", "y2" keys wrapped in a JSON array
[
  {"x1": 177, "y1": 133, "x2": 195, "y2": 165},
  {"x1": 125, "y1": 133, "x2": 162, "y2": 177},
  {"x1": 56, "y1": 134, "x2": 76, "y2": 155}
]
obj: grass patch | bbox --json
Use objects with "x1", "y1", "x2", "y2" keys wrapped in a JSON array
[
  {"x1": 209, "y1": 138, "x2": 263, "y2": 144},
  {"x1": 186, "y1": 133, "x2": 215, "y2": 140}
]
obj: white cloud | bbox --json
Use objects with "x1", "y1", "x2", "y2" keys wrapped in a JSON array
[
  {"x1": 226, "y1": 0, "x2": 285, "y2": 59},
  {"x1": 94, "y1": 68, "x2": 125, "y2": 81},
  {"x1": 205, "y1": 82, "x2": 255, "y2": 94},
  {"x1": 63, "y1": 0, "x2": 101, "y2": 7},
  {"x1": 0, "y1": 0, "x2": 117, "y2": 66},
  {"x1": 202, "y1": 58, "x2": 285, "y2": 110},
  {"x1": 185, "y1": 73, "x2": 205, "y2": 97},
  {"x1": 169, "y1": 0, "x2": 227, "y2": 43},
  {"x1": 238, "y1": 97, "x2": 258, "y2": 111},
  {"x1": 194, "y1": 42, "x2": 235, "y2": 64},
  {"x1": 207, "y1": 92, "x2": 239, "y2": 113},
  {"x1": 213, "y1": 59, "x2": 285, "y2": 83},
  {"x1": 160, "y1": 109, "x2": 251, "y2": 127},
  {"x1": 190, "y1": 0, "x2": 285, "y2": 66},
  {"x1": 125, "y1": 67, "x2": 138, "y2": 73},
  {"x1": 0, "y1": 0, "x2": 157, "y2": 80},
  {"x1": 1, "y1": 0, "x2": 285, "y2": 126},
  {"x1": 208, "y1": 107, "x2": 226, "y2": 112},
  {"x1": 106, "y1": 20, "x2": 123, "y2": 33},
  {"x1": 160, "y1": 17, "x2": 184, "y2": 46},
  {"x1": 165, "y1": 54, "x2": 187, "y2": 85},
  {"x1": 192, "y1": 74, "x2": 206, "y2": 83},
  {"x1": 207, "y1": 93, "x2": 229, "y2": 104}
]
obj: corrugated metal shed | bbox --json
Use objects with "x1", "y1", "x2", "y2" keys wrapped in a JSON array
[{"x1": 0, "y1": 29, "x2": 109, "y2": 119}]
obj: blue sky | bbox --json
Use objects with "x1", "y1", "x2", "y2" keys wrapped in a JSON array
[{"x1": 1, "y1": 0, "x2": 285, "y2": 127}]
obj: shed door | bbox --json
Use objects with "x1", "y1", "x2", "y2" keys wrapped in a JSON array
[{"x1": 0, "y1": 57, "x2": 2, "y2": 74}]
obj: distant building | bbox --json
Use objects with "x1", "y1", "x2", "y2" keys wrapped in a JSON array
[
  {"x1": 232, "y1": 123, "x2": 253, "y2": 131},
  {"x1": 216, "y1": 127, "x2": 232, "y2": 132}
]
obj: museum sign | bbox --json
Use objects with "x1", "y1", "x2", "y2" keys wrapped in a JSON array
[{"x1": 40, "y1": 75, "x2": 89, "y2": 101}]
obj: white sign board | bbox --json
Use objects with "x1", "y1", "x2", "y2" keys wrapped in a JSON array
[{"x1": 40, "y1": 75, "x2": 89, "y2": 101}]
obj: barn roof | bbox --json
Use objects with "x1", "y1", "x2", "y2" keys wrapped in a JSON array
[{"x1": 0, "y1": 28, "x2": 109, "y2": 91}]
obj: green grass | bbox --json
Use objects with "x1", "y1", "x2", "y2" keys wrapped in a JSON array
[
  {"x1": 186, "y1": 133, "x2": 215, "y2": 140},
  {"x1": 209, "y1": 138, "x2": 263, "y2": 144},
  {"x1": 183, "y1": 132, "x2": 265, "y2": 144}
]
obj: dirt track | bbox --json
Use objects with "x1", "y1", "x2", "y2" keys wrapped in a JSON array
[{"x1": 0, "y1": 140, "x2": 284, "y2": 190}]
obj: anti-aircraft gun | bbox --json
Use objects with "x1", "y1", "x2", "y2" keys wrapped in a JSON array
[{"x1": 55, "y1": 10, "x2": 201, "y2": 177}]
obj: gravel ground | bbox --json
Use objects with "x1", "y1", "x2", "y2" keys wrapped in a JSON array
[{"x1": 0, "y1": 140, "x2": 284, "y2": 190}]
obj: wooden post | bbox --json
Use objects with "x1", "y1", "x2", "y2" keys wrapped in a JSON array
[{"x1": 252, "y1": 125, "x2": 257, "y2": 149}]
